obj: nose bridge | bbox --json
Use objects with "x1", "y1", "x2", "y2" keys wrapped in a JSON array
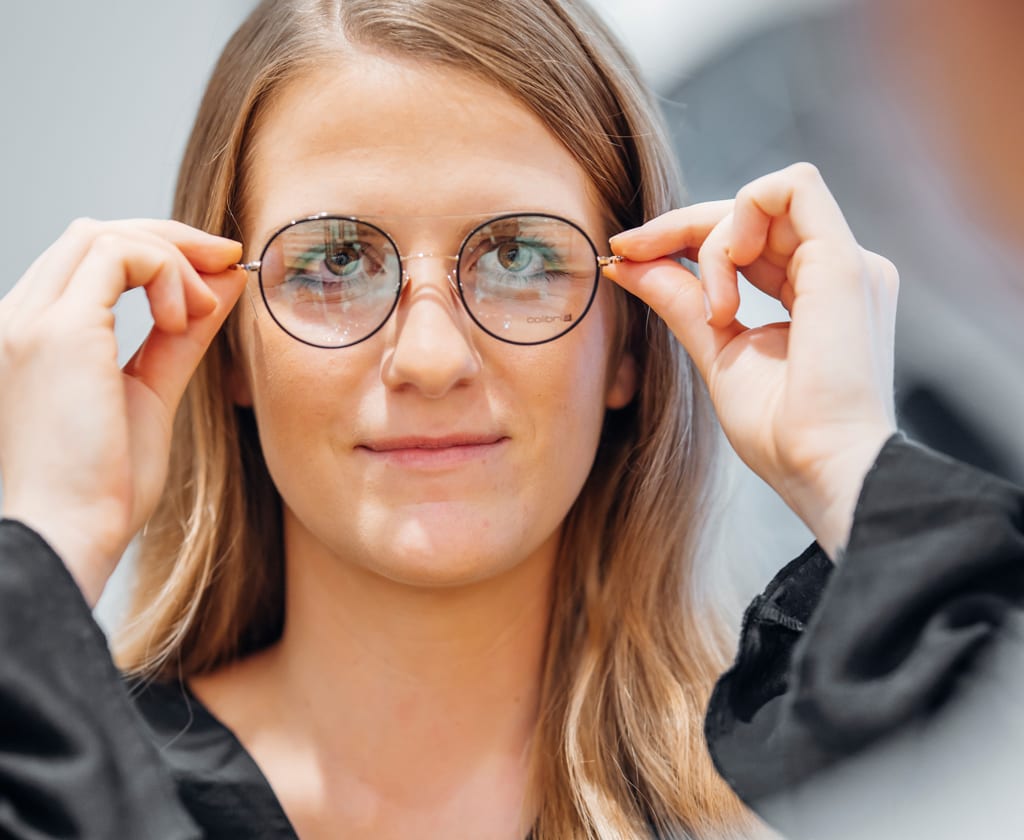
[
  {"x1": 400, "y1": 251, "x2": 459, "y2": 297},
  {"x1": 384, "y1": 250, "x2": 481, "y2": 397},
  {"x1": 396, "y1": 250, "x2": 466, "y2": 337}
]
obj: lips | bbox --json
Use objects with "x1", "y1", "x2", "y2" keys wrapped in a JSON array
[
  {"x1": 360, "y1": 433, "x2": 507, "y2": 452},
  {"x1": 357, "y1": 433, "x2": 509, "y2": 468}
]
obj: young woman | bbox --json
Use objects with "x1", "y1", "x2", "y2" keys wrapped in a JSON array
[{"x1": 0, "y1": 0, "x2": 897, "y2": 837}]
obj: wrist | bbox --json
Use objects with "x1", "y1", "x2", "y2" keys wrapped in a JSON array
[
  {"x1": 779, "y1": 429, "x2": 894, "y2": 560},
  {"x1": 0, "y1": 502, "x2": 124, "y2": 607}
]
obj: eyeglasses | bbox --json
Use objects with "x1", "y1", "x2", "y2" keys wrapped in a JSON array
[{"x1": 236, "y1": 212, "x2": 622, "y2": 348}]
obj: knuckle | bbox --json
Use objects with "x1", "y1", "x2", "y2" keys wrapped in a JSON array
[
  {"x1": 884, "y1": 272, "x2": 900, "y2": 298},
  {"x1": 92, "y1": 231, "x2": 155, "y2": 268},
  {"x1": 88, "y1": 231, "x2": 122, "y2": 259},
  {"x1": 880, "y1": 256, "x2": 900, "y2": 287},
  {"x1": 0, "y1": 327, "x2": 15, "y2": 359},
  {"x1": 734, "y1": 183, "x2": 754, "y2": 206},
  {"x1": 789, "y1": 161, "x2": 822, "y2": 184},
  {"x1": 863, "y1": 250, "x2": 900, "y2": 293},
  {"x1": 0, "y1": 320, "x2": 41, "y2": 362},
  {"x1": 888, "y1": 269, "x2": 900, "y2": 294},
  {"x1": 65, "y1": 217, "x2": 100, "y2": 240}
]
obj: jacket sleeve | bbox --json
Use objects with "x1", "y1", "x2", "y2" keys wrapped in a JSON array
[
  {"x1": 704, "y1": 433, "x2": 1024, "y2": 802},
  {"x1": 0, "y1": 519, "x2": 200, "y2": 839}
]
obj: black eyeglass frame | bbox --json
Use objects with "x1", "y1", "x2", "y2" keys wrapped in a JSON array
[{"x1": 236, "y1": 211, "x2": 623, "y2": 349}]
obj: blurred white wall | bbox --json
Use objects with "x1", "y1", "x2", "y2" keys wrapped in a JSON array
[
  {"x1": 2, "y1": 1, "x2": 255, "y2": 291},
  {"x1": 590, "y1": 0, "x2": 846, "y2": 86}
]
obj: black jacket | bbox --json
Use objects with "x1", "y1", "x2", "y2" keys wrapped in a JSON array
[
  {"x1": 705, "y1": 434, "x2": 1024, "y2": 838},
  {"x1": 1, "y1": 435, "x2": 1019, "y2": 837}
]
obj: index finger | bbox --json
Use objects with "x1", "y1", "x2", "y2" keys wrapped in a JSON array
[
  {"x1": 609, "y1": 200, "x2": 733, "y2": 262},
  {"x1": 729, "y1": 163, "x2": 858, "y2": 267},
  {"x1": 13, "y1": 218, "x2": 240, "y2": 315},
  {"x1": 116, "y1": 219, "x2": 242, "y2": 273}
]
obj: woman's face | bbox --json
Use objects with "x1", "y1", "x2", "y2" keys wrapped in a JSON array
[{"x1": 235, "y1": 50, "x2": 635, "y2": 587}]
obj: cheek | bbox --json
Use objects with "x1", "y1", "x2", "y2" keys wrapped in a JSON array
[
  {"x1": 240, "y1": 317, "x2": 359, "y2": 467},
  {"x1": 518, "y1": 301, "x2": 615, "y2": 466}
]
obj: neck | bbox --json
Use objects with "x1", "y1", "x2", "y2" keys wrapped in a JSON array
[{"x1": 265, "y1": 510, "x2": 557, "y2": 831}]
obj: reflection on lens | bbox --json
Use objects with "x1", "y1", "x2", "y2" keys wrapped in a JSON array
[
  {"x1": 458, "y1": 214, "x2": 599, "y2": 344},
  {"x1": 258, "y1": 217, "x2": 402, "y2": 348}
]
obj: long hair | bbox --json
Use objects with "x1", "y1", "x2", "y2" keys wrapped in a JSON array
[{"x1": 117, "y1": 1, "x2": 750, "y2": 836}]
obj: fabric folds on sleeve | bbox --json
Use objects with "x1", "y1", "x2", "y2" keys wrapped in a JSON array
[
  {"x1": 705, "y1": 434, "x2": 1024, "y2": 803},
  {"x1": 0, "y1": 519, "x2": 200, "y2": 839}
]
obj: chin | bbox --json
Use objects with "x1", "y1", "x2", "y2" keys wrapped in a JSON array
[
  {"x1": 359, "y1": 518, "x2": 530, "y2": 589},
  {"x1": 286, "y1": 495, "x2": 565, "y2": 591}
]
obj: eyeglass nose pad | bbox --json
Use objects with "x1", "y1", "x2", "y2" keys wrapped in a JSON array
[{"x1": 399, "y1": 253, "x2": 461, "y2": 301}]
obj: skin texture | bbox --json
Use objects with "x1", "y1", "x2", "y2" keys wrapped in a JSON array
[{"x1": 192, "y1": 52, "x2": 635, "y2": 839}]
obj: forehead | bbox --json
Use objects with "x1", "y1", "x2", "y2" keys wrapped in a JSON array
[{"x1": 242, "y1": 50, "x2": 607, "y2": 250}]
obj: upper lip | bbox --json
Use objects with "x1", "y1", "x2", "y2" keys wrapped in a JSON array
[{"x1": 360, "y1": 433, "x2": 507, "y2": 451}]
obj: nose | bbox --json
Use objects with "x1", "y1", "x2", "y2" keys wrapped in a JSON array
[{"x1": 381, "y1": 255, "x2": 482, "y2": 398}]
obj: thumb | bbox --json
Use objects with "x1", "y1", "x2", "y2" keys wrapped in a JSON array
[
  {"x1": 122, "y1": 268, "x2": 247, "y2": 413},
  {"x1": 603, "y1": 258, "x2": 743, "y2": 381}
]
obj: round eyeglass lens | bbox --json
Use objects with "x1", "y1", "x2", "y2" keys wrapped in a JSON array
[
  {"x1": 457, "y1": 214, "x2": 600, "y2": 344},
  {"x1": 258, "y1": 217, "x2": 402, "y2": 348}
]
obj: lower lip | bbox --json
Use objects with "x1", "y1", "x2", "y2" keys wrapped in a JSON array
[{"x1": 359, "y1": 439, "x2": 508, "y2": 468}]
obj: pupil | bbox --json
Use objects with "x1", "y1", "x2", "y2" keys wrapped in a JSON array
[
  {"x1": 498, "y1": 242, "x2": 526, "y2": 271},
  {"x1": 326, "y1": 245, "x2": 358, "y2": 275}
]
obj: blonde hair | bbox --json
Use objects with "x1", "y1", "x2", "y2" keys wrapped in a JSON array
[{"x1": 118, "y1": 1, "x2": 749, "y2": 836}]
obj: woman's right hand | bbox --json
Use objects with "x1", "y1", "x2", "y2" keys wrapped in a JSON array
[{"x1": 0, "y1": 219, "x2": 245, "y2": 606}]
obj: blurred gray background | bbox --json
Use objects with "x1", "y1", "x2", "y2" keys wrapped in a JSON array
[{"x1": 3, "y1": 0, "x2": 1022, "y2": 630}]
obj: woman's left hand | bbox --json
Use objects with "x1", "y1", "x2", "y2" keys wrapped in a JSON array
[{"x1": 603, "y1": 163, "x2": 898, "y2": 558}]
